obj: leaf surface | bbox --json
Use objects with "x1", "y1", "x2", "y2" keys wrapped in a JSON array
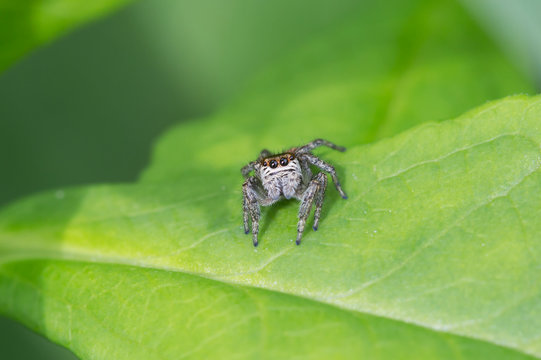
[
  {"x1": 2, "y1": 95, "x2": 541, "y2": 359},
  {"x1": 1, "y1": 0, "x2": 540, "y2": 359}
]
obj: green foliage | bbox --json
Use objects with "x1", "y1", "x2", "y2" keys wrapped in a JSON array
[
  {"x1": 0, "y1": 0, "x2": 540, "y2": 359},
  {"x1": 0, "y1": 0, "x2": 132, "y2": 73},
  {"x1": 141, "y1": 1, "x2": 532, "y2": 182},
  {"x1": 2, "y1": 94, "x2": 541, "y2": 359}
]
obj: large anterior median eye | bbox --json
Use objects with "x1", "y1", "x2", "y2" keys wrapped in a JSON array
[
  {"x1": 269, "y1": 160, "x2": 278, "y2": 168},
  {"x1": 280, "y1": 157, "x2": 288, "y2": 166}
]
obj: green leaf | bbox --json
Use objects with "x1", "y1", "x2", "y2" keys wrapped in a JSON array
[
  {"x1": 0, "y1": 0, "x2": 133, "y2": 73},
  {"x1": 1, "y1": 0, "x2": 540, "y2": 359},
  {"x1": 0, "y1": 258, "x2": 536, "y2": 360},
  {"x1": 2, "y1": 95, "x2": 541, "y2": 359}
]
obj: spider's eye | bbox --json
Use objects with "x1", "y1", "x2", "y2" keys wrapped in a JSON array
[
  {"x1": 262, "y1": 161, "x2": 267, "y2": 167},
  {"x1": 289, "y1": 154, "x2": 295, "y2": 160},
  {"x1": 280, "y1": 157, "x2": 288, "y2": 166},
  {"x1": 269, "y1": 160, "x2": 278, "y2": 168}
]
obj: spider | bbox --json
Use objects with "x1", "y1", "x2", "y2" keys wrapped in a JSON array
[{"x1": 241, "y1": 139, "x2": 347, "y2": 246}]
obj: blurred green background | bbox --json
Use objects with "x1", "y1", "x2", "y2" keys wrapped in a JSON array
[{"x1": 0, "y1": 0, "x2": 540, "y2": 358}]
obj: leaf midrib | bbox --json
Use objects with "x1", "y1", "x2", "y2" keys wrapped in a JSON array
[
  {"x1": 2, "y1": 97, "x2": 541, "y2": 358},
  {"x1": 1, "y1": 126, "x2": 540, "y2": 357},
  {"x1": 0, "y1": 248, "x2": 537, "y2": 359}
]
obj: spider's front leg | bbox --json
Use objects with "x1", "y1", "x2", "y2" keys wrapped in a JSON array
[
  {"x1": 241, "y1": 161, "x2": 256, "y2": 178},
  {"x1": 296, "y1": 172, "x2": 326, "y2": 245},
  {"x1": 302, "y1": 153, "x2": 347, "y2": 199},
  {"x1": 312, "y1": 172, "x2": 327, "y2": 231},
  {"x1": 258, "y1": 149, "x2": 272, "y2": 160},
  {"x1": 295, "y1": 138, "x2": 346, "y2": 153},
  {"x1": 242, "y1": 176, "x2": 263, "y2": 246},
  {"x1": 242, "y1": 150, "x2": 272, "y2": 178}
]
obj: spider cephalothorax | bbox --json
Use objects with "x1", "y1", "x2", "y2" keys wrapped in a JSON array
[{"x1": 241, "y1": 139, "x2": 347, "y2": 246}]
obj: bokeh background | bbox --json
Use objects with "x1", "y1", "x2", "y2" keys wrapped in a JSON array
[{"x1": 0, "y1": 0, "x2": 540, "y2": 358}]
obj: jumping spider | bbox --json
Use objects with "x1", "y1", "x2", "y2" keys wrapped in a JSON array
[{"x1": 241, "y1": 139, "x2": 347, "y2": 246}]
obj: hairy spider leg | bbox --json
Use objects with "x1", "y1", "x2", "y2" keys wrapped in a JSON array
[
  {"x1": 258, "y1": 149, "x2": 272, "y2": 160},
  {"x1": 242, "y1": 176, "x2": 270, "y2": 246},
  {"x1": 295, "y1": 138, "x2": 346, "y2": 154},
  {"x1": 312, "y1": 172, "x2": 327, "y2": 231},
  {"x1": 242, "y1": 191, "x2": 250, "y2": 234},
  {"x1": 299, "y1": 157, "x2": 313, "y2": 187},
  {"x1": 296, "y1": 172, "x2": 326, "y2": 245},
  {"x1": 302, "y1": 153, "x2": 347, "y2": 199},
  {"x1": 241, "y1": 161, "x2": 256, "y2": 178},
  {"x1": 241, "y1": 150, "x2": 273, "y2": 178},
  {"x1": 242, "y1": 177, "x2": 261, "y2": 246}
]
